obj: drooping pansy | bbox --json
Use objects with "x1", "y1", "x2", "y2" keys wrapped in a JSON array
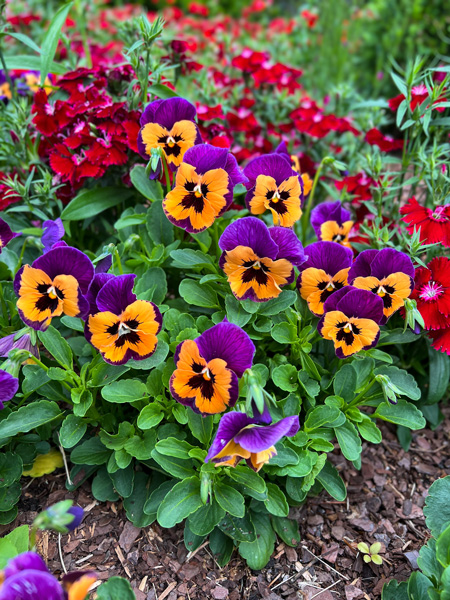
[
  {"x1": 318, "y1": 287, "x2": 384, "y2": 358},
  {"x1": 310, "y1": 201, "x2": 354, "y2": 248},
  {"x1": 86, "y1": 274, "x2": 162, "y2": 365},
  {"x1": 0, "y1": 218, "x2": 19, "y2": 253},
  {"x1": 0, "y1": 331, "x2": 39, "y2": 362},
  {"x1": 243, "y1": 153, "x2": 304, "y2": 227},
  {"x1": 170, "y1": 320, "x2": 255, "y2": 415},
  {"x1": 219, "y1": 217, "x2": 306, "y2": 302},
  {"x1": 275, "y1": 141, "x2": 313, "y2": 196},
  {"x1": 137, "y1": 97, "x2": 202, "y2": 178},
  {"x1": 205, "y1": 411, "x2": 299, "y2": 472},
  {"x1": 297, "y1": 241, "x2": 353, "y2": 316},
  {"x1": 0, "y1": 371, "x2": 18, "y2": 409},
  {"x1": 14, "y1": 244, "x2": 94, "y2": 330},
  {"x1": 348, "y1": 248, "x2": 415, "y2": 323},
  {"x1": 163, "y1": 144, "x2": 247, "y2": 233}
]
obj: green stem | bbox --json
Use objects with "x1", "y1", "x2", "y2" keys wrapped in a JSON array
[
  {"x1": 114, "y1": 247, "x2": 123, "y2": 274},
  {"x1": 162, "y1": 154, "x2": 172, "y2": 196},
  {"x1": 77, "y1": 1, "x2": 92, "y2": 69},
  {"x1": 142, "y1": 48, "x2": 151, "y2": 106},
  {"x1": 26, "y1": 355, "x2": 73, "y2": 393},
  {"x1": 17, "y1": 239, "x2": 28, "y2": 271},
  {"x1": 346, "y1": 379, "x2": 375, "y2": 409},
  {"x1": 302, "y1": 160, "x2": 324, "y2": 245}
]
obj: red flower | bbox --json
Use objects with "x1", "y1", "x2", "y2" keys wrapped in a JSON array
[
  {"x1": 32, "y1": 89, "x2": 72, "y2": 136},
  {"x1": 335, "y1": 173, "x2": 377, "y2": 204},
  {"x1": 85, "y1": 136, "x2": 128, "y2": 167},
  {"x1": 400, "y1": 197, "x2": 450, "y2": 247},
  {"x1": 231, "y1": 49, "x2": 269, "y2": 74},
  {"x1": 49, "y1": 144, "x2": 103, "y2": 185},
  {"x1": 410, "y1": 257, "x2": 450, "y2": 330},
  {"x1": 427, "y1": 328, "x2": 450, "y2": 355},
  {"x1": 388, "y1": 84, "x2": 446, "y2": 113},
  {"x1": 188, "y1": 2, "x2": 209, "y2": 16},
  {"x1": 301, "y1": 10, "x2": 318, "y2": 28},
  {"x1": 196, "y1": 103, "x2": 224, "y2": 121},
  {"x1": 365, "y1": 128, "x2": 403, "y2": 152}
]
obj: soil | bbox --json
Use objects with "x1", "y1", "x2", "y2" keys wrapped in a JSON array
[{"x1": 2, "y1": 408, "x2": 449, "y2": 600}]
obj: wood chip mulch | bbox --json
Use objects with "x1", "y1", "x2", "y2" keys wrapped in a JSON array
[{"x1": 2, "y1": 406, "x2": 449, "y2": 600}]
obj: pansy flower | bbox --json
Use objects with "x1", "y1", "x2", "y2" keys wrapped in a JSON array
[
  {"x1": 219, "y1": 217, "x2": 306, "y2": 302},
  {"x1": 163, "y1": 144, "x2": 246, "y2": 233},
  {"x1": 243, "y1": 153, "x2": 304, "y2": 227},
  {"x1": 86, "y1": 274, "x2": 162, "y2": 366},
  {"x1": 170, "y1": 321, "x2": 255, "y2": 415},
  {"x1": 205, "y1": 411, "x2": 299, "y2": 472},
  {"x1": 297, "y1": 241, "x2": 353, "y2": 316},
  {"x1": 0, "y1": 219, "x2": 19, "y2": 253},
  {"x1": 137, "y1": 97, "x2": 202, "y2": 178},
  {"x1": 310, "y1": 201, "x2": 354, "y2": 248},
  {"x1": 318, "y1": 287, "x2": 384, "y2": 358},
  {"x1": 348, "y1": 248, "x2": 415, "y2": 323},
  {"x1": 0, "y1": 371, "x2": 18, "y2": 409},
  {"x1": 14, "y1": 244, "x2": 94, "y2": 331},
  {"x1": 400, "y1": 196, "x2": 450, "y2": 248},
  {"x1": 275, "y1": 141, "x2": 313, "y2": 196},
  {"x1": 410, "y1": 257, "x2": 450, "y2": 331}
]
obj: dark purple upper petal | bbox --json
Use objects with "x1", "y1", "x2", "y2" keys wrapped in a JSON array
[
  {"x1": 234, "y1": 415, "x2": 300, "y2": 453},
  {"x1": 4, "y1": 552, "x2": 49, "y2": 579},
  {"x1": 0, "y1": 334, "x2": 15, "y2": 357},
  {"x1": 94, "y1": 254, "x2": 112, "y2": 274},
  {"x1": 268, "y1": 227, "x2": 306, "y2": 267},
  {"x1": 310, "y1": 201, "x2": 352, "y2": 238},
  {"x1": 335, "y1": 288, "x2": 384, "y2": 322},
  {"x1": 0, "y1": 570, "x2": 64, "y2": 600},
  {"x1": 184, "y1": 143, "x2": 228, "y2": 173},
  {"x1": 86, "y1": 273, "x2": 116, "y2": 315},
  {"x1": 0, "y1": 219, "x2": 20, "y2": 251},
  {"x1": 348, "y1": 249, "x2": 378, "y2": 282},
  {"x1": 243, "y1": 153, "x2": 296, "y2": 188},
  {"x1": 154, "y1": 97, "x2": 197, "y2": 129},
  {"x1": 205, "y1": 411, "x2": 253, "y2": 461},
  {"x1": 321, "y1": 286, "x2": 355, "y2": 314},
  {"x1": 0, "y1": 371, "x2": 19, "y2": 408},
  {"x1": 298, "y1": 241, "x2": 353, "y2": 277},
  {"x1": 196, "y1": 320, "x2": 255, "y2": 378},
  {"x1": 95, "y1": 274, "x2": 136, "y2": 315},
  {"x1": 30, "y1": 246, "x2": 94, "y2": 295},
  {"x1": 368, "y1": 248, "x2": 415, "y2": 280},
  {"x1": 41, "y1": 219, "x2": 64, "y2": 253},
  {"x1": 219, "y1": 217, "x2": 279, "y2": 260},
  {"x1": 139, "y1": 98, "x2": 164, "y2": 126}
]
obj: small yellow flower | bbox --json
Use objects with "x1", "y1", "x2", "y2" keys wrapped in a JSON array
[
  {"x1": 23, "y1": 449, "x2": 64, "y2": 477},
  {"x1": 357, "y1": 541, "x2": 383, "y2": 565}
]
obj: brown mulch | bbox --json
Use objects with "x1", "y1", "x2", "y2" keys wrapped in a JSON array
[{"x1": 2, "y1": 408, "x2": 449, "y2": 600}]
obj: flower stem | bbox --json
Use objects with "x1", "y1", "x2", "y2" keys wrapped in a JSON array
[
  {"x1": 302, "y1": 159, "x2": 324, "y2": 245},
  {"x1": 162, "y1": 154, "x2": 172, "y2": 196}
]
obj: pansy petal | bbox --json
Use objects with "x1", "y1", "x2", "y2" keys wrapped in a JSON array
[
  {"x1": 95, "y1": 274, "x2": 136, "y2": 315},
  {"x1": 4, "y1": 552, "x2": 49, "y2": 578},
  {"x1": 32, "y1": 245, "x2": 94, "y2": 294},
  {"x1": 205, "y1": 411, "x2": 253, "y2": 462},
  {"x1": 140, "y1": 98, "x2": 164, "y2": 126},
  {"x1": 196, "y1": 320, "x2": 255, "y2": 378},
  {"x1": 299, "y1": 241, "x2": 353, "y2": 277},
  {"x1": 0, "y1": 218, "x2": 20, "y2": 251},
  {"x1": 0, "y1": 570, "x2": 64, "y2": 600},
  {"x1": 348, "y1": 249, "x2": 378, "y2": 282},
  {"x1": 369, "y1": 248, "x2": 415, "y2": 280},
  {"x1": 234, "y1": 416, "x2": 300, "y2": 453},
  {"x1": 42, "y1": 218, "x2": 65, "y2": 253},
  {"x1": 335, "y1": 288, "x2": 384, "y2": 322},
  {"x1": 85, "y1": 273, "x2": 116, "y2": 315},
  {"x1": 94, "y1": 254, "x2": 112, "y2": 274},
  {"x1": 243, "y1": 153, "x2": 296, "y2": 188},
  {"x1": 311, "y1": 201, "x2": 351, "y2": 238},
  {"x1": 0, "y1": 371, "x2": 19, "y2": 408},
  {"x1": 184, "y1": 144, "x2": 228, "y2": 173},
  {"x1": 154, "y1": 97, "x2": 198, "y2": 130},
  {"x1": 219, "y1": 217, "x2": 279, "y2": 260},
  {"x1": 268, "y1": 226, "x2": 306, "y2": 267}
]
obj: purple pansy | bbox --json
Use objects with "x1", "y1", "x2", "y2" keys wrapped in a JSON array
[
  {"x1": 170, "y1": 320, "x2": 255, "y2": 416},
  {"x1": 0, "y1": 371, "x2": 19, "y2": 409},
  {"x1": 163, "y1": 144, "x2": 247, "y2": 233},
  {"x1": 205, "y1": 411, "x2": 300, "y2": 472},
  {"x1": 41, "y1": 219, "x2": 65, "y2": 253},
  {"x1": 243, "y1": 153, "x2": 304, "y2": 227},
  {"x1": 218, "y1": 216, "x2": 306, "y2": 302},
  {"x1": 297, "y1": 241, "x2": 353, "y2": 316},
  {"x1": 0, "y1": 219, "x2": 20, "y2": 253},
  {"x1": 348, "y1": 248, "x2": 415, "y2": 323},
  {"x1": 310, "y1": 201, "x2": 354, "y2": 248}
]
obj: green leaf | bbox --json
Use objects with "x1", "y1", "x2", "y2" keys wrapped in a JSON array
[
  {"x1": 101, "y1": 380, "x2": 148, "y2": 403},
  {"x1": 381, "y1": 579, "x2": 409, "y2": 600},
  {"x1": 146, "y1": 200, "x2": 174, "y2": 245},
  {"x1": 4, "y1": 55, "x2": 66, "y2": 74},
  {"x1": 0, "y1": 483, "x2": 21, "y2": 512},
  {"x1": 151, "y1": 449, "x2": 196, "y2": 479},
  {"x1": 71, "y1": 438, "x2": 110, "y2": 465},
  {"x1": 298, "y1": 371, "x2": 320, "y2": 398},
  {"x1": 215, "y1": 482, "x2": 245, "y2": 518},
  {"x1": 258, "y1": 291, "x2": 297, "y2": 316},
  {"x1": 157, "y1": 476, "x2": 202, "y2": 528},
  {"x1": 238, "y1": 512, "x2": 275, "y2": 570},
  {"x1": 317, "y1": 461, "x2": 347, "y2": 501},
  {"x1": 225, "y1": 295, "x2": 252, "y2": 327},
  {"x1": 437, "y1": 523, "x2": 450, "y2": 567},
  {"x1": 97, "y1": 577, "x2": 136, "y2": 600},
  {"x1": 124, "y1": 431, "x2": 157, "y2": 460},
  {"x1": 61, "y1": 187, "x2": 133, "y2": 221},
  {"x1": 374, "y1": 400, "x2": 426, "y2": 430},
  {"x1": 0, "y1": 539, "x2": 18, "y2": 569},
  {"x1": 271, "y1": 322, "x2": 297, "y2": 344},
  {"x1": 417, "y1": 538, "x2": 443, "y2": 583},
  {"x1": 179, "y1": 280, "x2": 219, "y2": 308},
  {"x1": 126, "y1": 340, "x2": 169, "y2": 370},
  {"x1": 144, "y1": 480, "x2": 176, "y2": 516},
  {"x1": 375, "y1": 366, "x2": 421, "y2": 401},
  {"x1": 423, "y1": 476, "x2": 450, "y2": 537},
  {"x1": 137, "y1": 404, "x2": 164, "y2": 430},
  {"x1": 228, "y1": 466, "x2": 266, "y2": 495},
  {"x1": 209, "y1": 528, "x2": 235, "y2": 567},
  {"x1": 334, "y1": 420, "x2": 362, "y2": 462},
  {"x1": 272, "y1": 364, "x2": 298, "y2": 392},
  {"x1": 218, "y1": 513, "x2": 256, "y2": 542},
  {"x1": 0, "y1": 508, "x2": 18, "y2": 525},
  {"x1": 109, "y1": 466, "x2": 135, "y2": 498},
  {"x1": 155, "y1": 437, "x2": 194, "y2": 460},
  {"x1": 170, "y1": 249, "x2": 213, "y2": 269},
  {"x1": 135, "y1": 268, "x2": 167, "y2": 304},
  {"x1": 356, "y1": 415, "x2": 382, "y2": 444},
  {"x1": 333, "y1": 364, "x2": 357, "y2": 403},
  {"x1": 184, "y1": 522, "x2": 206, "y2": 553},
  {"x1": 39, "y1": 2, "x2": 73, "y2": 83},
  {"x1": 0, "y1": 453, "x2": 23, "y2": 488},
  {"x1": 123, "y1": 472, "x2": 155, "y2": 527},
  {"x1": 88, "y1": 363, "x2": 130, "y2": 387},
  {"x1": 92, "y1": 468, "x2": 119, "y2": 502},
  {"x1": 0, "y1": 401, "x2": 61, "y2": 438},
  {"x1": 187, "y1": 411, "x2": 213, "y2": 445},
  {"x1": 59, "y1": 415, "x2": 87, "y2": 449},
  {"x1": 1, "y1": 525, "x2": 29, "y2": 560},
  {"x1": 305, "y1": 405, "x2": 341, "y2": 431},
  {"x1": 265, "y1": 483, "x2": 289, "y2": 517},
  {"x1": 130, "y1": 165, "x2": 163, "y2": 201},
  {"x1": 60, "y1": 316, "x2": 85, "y2": 332},
  {"x1": 38, "y1": 326, "x2": 73, "y2": 369},
  {"x1": 427, "y1": 345, "x2": 450, "y2": 404},
  {"x1": 149, "y1": 83, "x2": 178, "y2": 99},
  {"x1": 188, "y1": 500, "x2": 226, "y2": 536},
  {"x1": 271, "y1": 516, "x2": 300, "y2": 547},
  {"x1": 407, "y1": 572, "x2": 432, "y2": 600}
]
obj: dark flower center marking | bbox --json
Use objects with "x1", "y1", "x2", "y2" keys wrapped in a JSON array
[
  {"x1": 35, "y1": 284, "x2": 65, "y2": 312},
  {"x1": 419, "y1": 281, "x2": 444, "y2": 301},
  {"x1": 188, "y1": 361, "x2": 216, "y2": 400},
  {"x1": 241, "y1": 259, "x2": 270, "y2": 285},
  {"x1": 371, "y1": 284, "x2": 396, "y2": 309},
  {"x1": 335, "y1": 321, "x2": 361, "y2": 346},
  {"x1": 157, "y1": 133, "x2": 183, "y2": 157},
  {"x1": 317, "y1": 278, "x2": 344, "y2": 303},
  {"x1": 265, "y1": 188, "x2": 290, "y2": 214},
  {"x1": 181, "y1": 180, "x2": 211, "y2": 213},
  {"x1": 107, "y1": 317, "x2": 142, "y2": 347}
]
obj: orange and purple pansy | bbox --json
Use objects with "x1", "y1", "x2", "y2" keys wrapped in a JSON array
[
  {"x1": 0, "y1": 551, "x2": 96, "y2": 600},
  {"x1": 86, "y1": 274, "x2": 162, "y2": 366},
  {"x1": 219, "y1": 217, "x2": 306, "y2": 302},
  {"x1": 243, "y1": 153, "x2": 304, "y2": 227},
  {"x1": 170, "y1": 321, "x2": 255, "y2": 415},
  {"x1": 137, "y1": 97, "x2": 202, "y2": 178},
  {"x1": 297, "y1": 241, "x2": 353, "y2": 316},
  {"x1": 0, "y1": 218, "x2": 19, "y2": 253},
  {"x1": 14, "y1": 243, "x2": 94, "y2": 331},
  {"x1": 310, "y1": 201, "x2": 354, "y2": 248},
  {"x1": 348, "y1": 248, "x2": 415, "y2": 324},
  {"x1": 318, "y1": 286, "x2": 384, "y2": 358},
  {"x1": 205, "y1": 411, "x2": 299, "y2": 472},
  {"x1": 163, "y1": 144, "x2": 247, "y2": 233}
]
